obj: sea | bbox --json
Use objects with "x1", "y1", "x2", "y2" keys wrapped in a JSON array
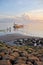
[{"x1": 0, "y1": 22, "x2": 43, "y2": 38}]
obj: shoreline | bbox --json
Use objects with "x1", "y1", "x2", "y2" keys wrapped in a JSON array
[{"x1": 0, "y1": 33, "x2": 43, "y2": 42}]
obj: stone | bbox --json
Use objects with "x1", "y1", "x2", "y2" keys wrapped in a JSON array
[{"x1": 0, "y1": 60, "x2": 11, "y2": 65}]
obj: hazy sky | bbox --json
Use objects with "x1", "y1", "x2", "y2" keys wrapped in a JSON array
[{"x1": 0, "y1": 0, "x2": 43, "y2": 20}]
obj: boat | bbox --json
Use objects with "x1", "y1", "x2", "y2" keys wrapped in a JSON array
[{"x1": 13, "y1": 23, "x2": 24, "y2": 29}]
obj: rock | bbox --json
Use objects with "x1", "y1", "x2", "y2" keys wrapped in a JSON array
[
  {"x1": 11, "y1": 52, "x2": 19, "y2": 58},
  {"x1": 29, "y1": 55, "x2": 39, "y2": 61},
  {"x1": 39, "y1": 57, "x2": 43, "y2": 61},
  {"x1": 0, "y1": 55, "x2": 3, "y2": 60},
  {"x1": 26, "y1": 62, "x2": 33, "y2": 65},
  {"x1": 19, "y1": 51, "x2": 28, "y2": 57},
  {"x1": 14, "y1": 63, "x2": 27, "y2": 65},
  {"x1": 9, "y1": 55, "x2": 15, "y2": 60},
  {"x1": 0, "y1": 60, "x2": 11, "y2": 65},
  {"x1": 10, "y1": 58, "x2": 18, "y2": 65},
  {"x1": 0, "y1": 52, "x2": 5, "y2": 57},
  {"x1": 17, "y1": 57, "x2": 27, "y2": 63},
  {"x1": 4, "y1": 53, "x2": 19, "y2": 60},
  {"x1": 36, "y1": 61, "x2": 43, "y2": 65},
  {"x1": 12, "y1": 49, "x2": 19, "y2": 52}
]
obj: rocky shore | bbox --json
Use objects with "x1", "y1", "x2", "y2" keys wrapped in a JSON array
[
  {"x1": 0, "y1": 41, "x2": 43, "y2": 65},
  {"x1": 0, "y1": 34, "x2": 43, "y2": 65}
]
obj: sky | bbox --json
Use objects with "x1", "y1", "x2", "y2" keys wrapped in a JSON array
[{"x1": 0, "y1": 0, "x2": 43, "y2": 20}]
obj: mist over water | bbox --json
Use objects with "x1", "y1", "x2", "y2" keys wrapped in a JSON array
[{"x1": 0, "y1": 22, "x2": 43, "y2": 37}]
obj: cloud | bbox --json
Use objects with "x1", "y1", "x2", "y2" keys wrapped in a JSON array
[
  {"x1": 26, "y1": 10, "x2": 43, "y2": 20},
  {"x1": 0, "y1": 15, "x2": 16, "y2": 18},
  {"x1": 0, "y1": 13, "x2": 30, "y2": 24},
  {"x1": 0, "y1": 10, "x2": 43, "y2": 24}
]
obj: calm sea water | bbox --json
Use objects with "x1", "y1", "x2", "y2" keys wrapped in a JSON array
[{"x1": 0, "y1": 22, "x2": 43, "y2": 37}]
